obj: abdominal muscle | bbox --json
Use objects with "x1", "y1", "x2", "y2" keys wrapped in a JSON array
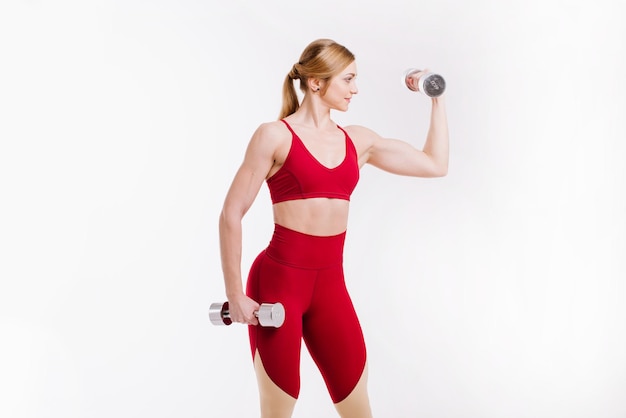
[{"x1": 272, "y1": 198, "x2": 350, "y2": 237}]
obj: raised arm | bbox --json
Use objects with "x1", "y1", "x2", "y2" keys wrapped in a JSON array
[
  {"x1": 351, "y1": 96, "x2": 449, "y2": 177},
  {"x1": 218, "y1": 122, "x2": 282, "y2": 324}
]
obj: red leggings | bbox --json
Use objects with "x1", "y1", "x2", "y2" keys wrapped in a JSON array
[{"x1": 246, "y1": 224, "x2": 367, "y2": 403}]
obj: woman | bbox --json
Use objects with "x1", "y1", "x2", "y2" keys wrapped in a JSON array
[{"x1": 219, "y1": 39, "x2": 449, "y2": 418}]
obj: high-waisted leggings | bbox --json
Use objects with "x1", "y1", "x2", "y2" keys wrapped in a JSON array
[{"x1": 246, "y1": 224, "x2": 367, "y2": 403}]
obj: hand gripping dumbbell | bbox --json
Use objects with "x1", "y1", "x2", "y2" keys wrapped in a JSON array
[
  {"x1": 403, "y1": 68, "x2": 446, "y2": 97},
  {"x1": 208, "y1": 301, "x2": 286, "y2": 328}
]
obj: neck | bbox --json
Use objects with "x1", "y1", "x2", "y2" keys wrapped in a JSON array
[{"x1": 291, "y1": 94, "x2": 333, "y2": 129}]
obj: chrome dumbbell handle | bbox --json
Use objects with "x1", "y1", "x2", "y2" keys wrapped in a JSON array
[
  {"x1": 403, "y1": 68, "x2": 446, "y2": 97},
  {"x1": 208, "y1": 301, "x2": 285, "y2": 328}
]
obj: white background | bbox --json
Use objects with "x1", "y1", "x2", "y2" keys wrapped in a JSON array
[{"x1": 1, "y1": 0, "x2": 625, "y2": 417}]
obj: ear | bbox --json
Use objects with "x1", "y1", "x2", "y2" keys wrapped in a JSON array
[{"x1": 307, "y1": 77, "x2": 324, "y2": 93}]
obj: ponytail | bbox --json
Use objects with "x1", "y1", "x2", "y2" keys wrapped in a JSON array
[{"x1": 279, "y1": 68, "x2": 300, "y2": 119}]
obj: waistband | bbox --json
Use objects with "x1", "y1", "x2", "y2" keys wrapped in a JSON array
[{"x1": 265, "y1": 223, "x2": 345, "y2": 269}]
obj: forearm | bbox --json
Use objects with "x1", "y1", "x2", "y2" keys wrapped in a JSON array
[
  {"x1": 422, "y1": 96, "x2": 449, "y2": 175},
  {"x1": 218, "y1": 209, "x2": 245, "y2": 298}
]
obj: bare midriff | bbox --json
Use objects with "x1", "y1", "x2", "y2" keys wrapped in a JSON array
[{"x1": 272, "y1": 198, "x2": 350, "y2": 237}]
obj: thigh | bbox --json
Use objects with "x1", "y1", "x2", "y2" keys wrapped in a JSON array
[
  {"x1": 246, "y1": 251, "x2": 316, "y2": 399},
  {"x1": 302, "y1": 266, "x2": 367, "y2": 403},
  {"x1": 254, "y1": 350, "x2": 298, "y2": 418}
]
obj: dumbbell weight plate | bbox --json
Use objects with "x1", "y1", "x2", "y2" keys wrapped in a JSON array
[
  {"x1": 209, "y1": 301, "x2": 232, "y2": 325},
  {"x1": 403, "y1": 68, "x2": 422, "y2": 91},
  {"x1": 258, "y1": 302, "x2": 285, "y2": 328},
  {"x1": 420, "y1": 73, "x2": 446, "y2": 97}
]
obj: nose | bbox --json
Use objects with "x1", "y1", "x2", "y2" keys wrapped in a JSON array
[{"x1": 351, "y1": 81, "x2": 358, "y2": 94}]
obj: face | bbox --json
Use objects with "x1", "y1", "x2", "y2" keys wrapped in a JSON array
[{"x1": 321, "y1": 61, "x2": 358, "y2": 112}]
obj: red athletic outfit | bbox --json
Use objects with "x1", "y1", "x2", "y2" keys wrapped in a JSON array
[{"x1": 246, "y1": 119, "x2": 366, "y2": 403}]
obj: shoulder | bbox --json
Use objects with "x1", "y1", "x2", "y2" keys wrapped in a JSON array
[
  {"x1": 343, "y1": 124, "x2": 382, "y2": 151},
  {"x1": 252, "y1": 120, "x2": 291, "y2": 142},
  {"x1": 247, "y1": 121, "x2": 291, "y2": 160},
  {"x1": 344, "y1": 124, "x2": 380, "y2": 141},
  {"x1": 247, "y1": 120, "x2": 291, "y2": 153}
]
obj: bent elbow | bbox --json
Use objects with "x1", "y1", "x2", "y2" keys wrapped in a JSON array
[{"x1": 428, "y1": 163, "x2": 448, "y2": 178}]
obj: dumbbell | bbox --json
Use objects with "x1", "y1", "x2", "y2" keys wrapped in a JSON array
[
  {"x1": 208, "y1": 301, "x2": 285, "y2": 328},
  {"x1": 403, "y1": 68, "x2": 446, "y2": 97}
]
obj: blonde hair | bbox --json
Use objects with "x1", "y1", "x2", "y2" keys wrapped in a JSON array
[{"x1": 279, "y1": 39, "x2": 355, "y2": 120}]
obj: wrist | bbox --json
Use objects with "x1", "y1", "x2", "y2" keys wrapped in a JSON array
[
  {"x1": 431, "y1": 95, "x2": 445, "y2": 105},
  {"x1": 226, "y1": 289, "x2": 245, "y2": 300}
]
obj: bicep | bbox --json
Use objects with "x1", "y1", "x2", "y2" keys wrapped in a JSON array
[
  {"x1": 368, "y1": 137, "x2": 440, "y2": 177},
  {"x1": 222, "y1": 127, "x2": 277, "y2": 217},
  {"x1": 352, "y1": 125, "x2": 439, "y2": 177}
]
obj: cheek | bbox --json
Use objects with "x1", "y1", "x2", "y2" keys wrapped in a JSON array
[
  {"x1": 323, "y1": 84, "x2": 347, "y2": 103},
  {"x1": 323, "y1": 89, "x2": 338, "y2": 101},
  {"x1": 333, "y1": 85, "x2": 348, "y2": 98}
]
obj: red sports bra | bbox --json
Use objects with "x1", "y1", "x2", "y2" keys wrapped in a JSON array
[{"x1": 266, "y1": 120, "x2": 360, "y2": 204}]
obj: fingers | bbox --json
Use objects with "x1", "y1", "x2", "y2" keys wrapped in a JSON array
[
  {"x1": 229, "y1": 295, "x2": 260, "y2": 325},
  {"x1": 238, "y1": 316, "x2": 259, "y2": 326},
  {"x1": 246, "y1": 315, "x2": 260, "y2": 326},
  {"x1": 235, "y1": 310, "x2": 259, "y2": 326},
  {"x1": 412, "y1": 69, "x2": 430, "y2": 81}
]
